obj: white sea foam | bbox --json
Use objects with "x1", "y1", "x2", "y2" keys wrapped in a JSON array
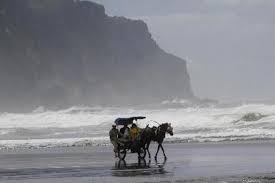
[{"x1": 0, "y1": 104, "x2": 275, "y2": 149}]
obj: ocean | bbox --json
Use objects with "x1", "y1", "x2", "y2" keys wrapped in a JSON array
[{"x1": 1, "y1": 103, "x2": 275, "y2": 149}]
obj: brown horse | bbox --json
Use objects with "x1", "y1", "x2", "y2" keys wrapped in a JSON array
[{"x1": 141, "y1": 123, "x2": 173, "y2": 160}]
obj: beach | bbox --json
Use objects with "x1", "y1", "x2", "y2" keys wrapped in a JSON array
[{"x1": 1, "y1": 141, "x2": 275, "y2": 183}]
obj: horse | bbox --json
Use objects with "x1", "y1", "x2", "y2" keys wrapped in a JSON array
[{"x1": 141, "y1": 123, "x2": 174, "y2": 160}]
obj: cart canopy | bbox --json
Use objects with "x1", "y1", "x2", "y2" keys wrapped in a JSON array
[{"x1": 114, "y1": 116, "x2": 146, "y2": 126}]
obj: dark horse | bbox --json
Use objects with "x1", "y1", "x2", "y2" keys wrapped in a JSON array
[{"x1": 140, "y1": 123, "x2": 173, "y2": 160}]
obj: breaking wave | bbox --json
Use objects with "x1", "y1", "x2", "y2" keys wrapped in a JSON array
[{"x1": 1, "y1": 104, "x2": 275, "y2": 149}]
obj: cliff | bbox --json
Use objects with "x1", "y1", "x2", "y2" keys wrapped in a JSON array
[{"x1": 0, "y1": 0, "x2": 193, "y2": 112}]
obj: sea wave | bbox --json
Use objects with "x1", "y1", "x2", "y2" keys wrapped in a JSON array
[{"x1": 0, "y1": 104, "x2": 275, "y2": 149}]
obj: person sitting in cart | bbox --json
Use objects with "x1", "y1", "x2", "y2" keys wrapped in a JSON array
[
  {"x1": 109, "y1": 124, "x2": 121, "y2": 157},
  {"x1": 130, "y1": 123, "x2": 140, "y2": 141},
  {"x1": 120, "y1": 124, "x2": 130, "y2": 140}
]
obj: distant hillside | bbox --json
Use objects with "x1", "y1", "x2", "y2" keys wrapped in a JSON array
[{"x1": 0, "y1": 0, "x2": 194, "y2": 112}]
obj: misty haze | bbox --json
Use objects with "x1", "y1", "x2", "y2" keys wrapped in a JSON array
[
  {"x1": 0, "y1": 1, "x2": 275, "y2": 183},
  {"x1": 93, "y1": 0, "x2": 275, "y2": 102}
]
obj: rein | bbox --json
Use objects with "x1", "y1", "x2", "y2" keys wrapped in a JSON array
[{"x1": 147, "y1": 120, "x2": 161, "y2": 126}]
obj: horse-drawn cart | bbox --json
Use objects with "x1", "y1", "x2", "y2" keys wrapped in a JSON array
[
  {"x1": 115, "y1": 116, "x2": 147, "y2": 160},
  {"x1": 112, "y1": 116, "x2": 174, "y2": 160}
]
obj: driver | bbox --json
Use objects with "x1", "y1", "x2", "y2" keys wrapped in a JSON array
[{"x1": 120, "y1": 124, "x2": 130, "y2": 140}]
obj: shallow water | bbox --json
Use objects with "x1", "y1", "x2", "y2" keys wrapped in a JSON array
[{"x1": 1, "y1": 142, "x2": 275, "y2": 182}]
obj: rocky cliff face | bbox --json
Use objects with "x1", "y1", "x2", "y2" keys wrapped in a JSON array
[{"x1": 0, "y1": 0, "x2": 193, "y2": 112}]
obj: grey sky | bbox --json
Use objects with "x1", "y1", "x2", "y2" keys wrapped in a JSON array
[{"x1": 91, "y1": 0, "x2": 275, "y2": 102}]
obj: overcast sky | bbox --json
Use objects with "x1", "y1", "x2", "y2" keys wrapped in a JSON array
[{"x1": 91, "y1": 0, "x2": 275, "y2": 102}]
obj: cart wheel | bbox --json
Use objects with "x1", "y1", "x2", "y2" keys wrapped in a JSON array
[
  {"x1": 138, "y1": 147, "x2": 146, "y2": 159},
  {"x1": 118, "y1": 147, "x2": 127, "y2": 160}
]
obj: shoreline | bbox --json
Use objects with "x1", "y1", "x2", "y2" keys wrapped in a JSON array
[
  {"x1": 1, "y1": 138, "x2": 275, "y2": 152},
  {"x1": 1, "y1": 141, "x2": 275, "y2": 182}
]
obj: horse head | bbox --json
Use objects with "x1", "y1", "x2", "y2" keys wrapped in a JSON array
[{"x1": 165, "y1": 123, "x2": 174, "y2": 136}]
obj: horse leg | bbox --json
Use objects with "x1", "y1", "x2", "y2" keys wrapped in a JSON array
[
  {"x1": 155, "y1": 144, "x2": 160, "y2": 160},
  {"x1": 160, "y1": 144, "x2": 167, "y2": 159},
  {"x1": 146, "y1": 142, "x2": 151, "y2": 159}
]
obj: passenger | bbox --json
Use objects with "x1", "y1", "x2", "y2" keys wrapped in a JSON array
[
  {"x1": 130, "y1": 123, "x2": 140, "y2": 141},
  {"x1": 120, "y1": 124, "x2": 130, "y2": 140},
  {"x1": 109, "y1": 124, "x2": 121, "y2": 157}
]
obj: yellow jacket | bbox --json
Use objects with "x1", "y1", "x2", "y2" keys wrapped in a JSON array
[{"x1": 130, "y1": 127, "x2": 140, "y2": 141}]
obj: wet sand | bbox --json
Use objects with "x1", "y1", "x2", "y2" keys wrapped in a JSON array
[{"x1": 1, "y1": 141, "x2": 275, "y2": 182}]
